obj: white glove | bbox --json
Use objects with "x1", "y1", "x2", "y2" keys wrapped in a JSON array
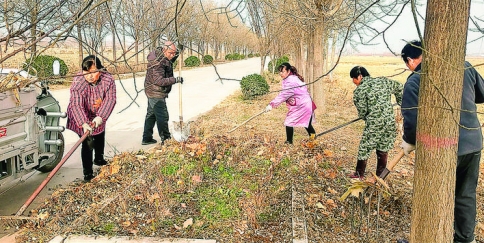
[
  {"x1": 92, "y1": 116, "x2": 103, "y2": 128},
  {"x1": 82, "y1": 123, "x2": 93, "y2": 134},
  {"x1": 265, "y1": 104, "x2": 273, "y2": 112},
  {"x1": 400, "y1": 140, "x2": 416, "y2": 155}
]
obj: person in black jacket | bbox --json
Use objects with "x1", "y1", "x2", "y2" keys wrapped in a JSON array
[
  {"x1": 401, "y1": 40, "x2": 484, "y2": 243},
  {"x1": 142, "y1": 41, "x2": 183, "y2": 145}
]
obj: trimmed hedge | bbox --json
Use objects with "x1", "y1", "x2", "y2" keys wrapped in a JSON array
[
  {"x1": 203, "y1": 55, "x2": 214, "y2": 64},
  {"x1": 184, "y1": 56, "x2": 201, "y2": 67},
  {"x1": 23, "y1": 55, "x2": 68, "y2": 83},
  {"x1": 240, "y1": 73, "x2": 269, "y2": 100},
  {"x1": 225, "y1": 53, "x2": 246, "y2": 61}
]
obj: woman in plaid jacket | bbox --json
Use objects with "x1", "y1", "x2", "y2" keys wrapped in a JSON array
[{"x1": 66, "y1": 55, "x2": 116, "y2": 182}]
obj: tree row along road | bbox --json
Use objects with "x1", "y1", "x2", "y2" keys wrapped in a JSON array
[{"x1": 0, "y1": 58, "x2": 263, "y2": 239}]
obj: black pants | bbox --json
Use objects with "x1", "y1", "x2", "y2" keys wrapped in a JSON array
[
  {"x1": 142, "y1": 98, "x2": 171, "y2": 142},
  {"x1": 80, "y1": 131, "x2": 105, "y2": 176},
  {"x1": 454, "y1": 151, "x2": 480, "y2": 243},
  {"x1": 285, "y1": 116, "x2": 316, "y2": 143}
]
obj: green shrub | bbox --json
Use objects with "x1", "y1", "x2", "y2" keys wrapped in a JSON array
[
  {"x1": 233, "y1": 53, "x2": 245, "y2": 60},
  {"x1": 248, "y1": 53, "x2": 254, "y2": 58},
  {"x1": 240, "y1": 74, "x2": 269, "y2": 100},
  {"x1": 225, "y1": 53, "x2": 247, "y2": 61},
  {"x1": 184, "y1": 56, "x2": 201, "y2": 67},
  {"x1": 267, "y1": 55, "x2": 289, "y2": 74},
  {"x1": 203, "y1": 55, "x2": 214, "y2": 64},
  {"x1": 23, "y1": 55, "x2": 68, "y2": 84},
  {"x1": 225, "y1": 54, "x2": 233, "y2": 61}
]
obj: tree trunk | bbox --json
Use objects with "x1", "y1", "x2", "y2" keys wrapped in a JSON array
[
  {"x1": 112, "y1": 27, "x2": 116, "y2": 61},
  {"x1": 135, "y1": 39, "x2": 139, "y2": 65},
  {"x1": 260, "y1": 55, "x2": 266, "y2": 75},
  {"x1": 77, "y1": 25, "x2": 83, "y2": 67},
  {"x1": 410, "y1": 0, "x2": 470, "y2": 242},
  {"x1": 29, "y1": 4, "x2": 38, "y2": 58},
  {"x1": 313, "y1": 26, "x2": 325, "y2": 112},
  {"x1": 328, "y1": 31, "x2": 338, "y2": 80},
  {"x1": 295, "y1": 40, "x2": 303, "y2": 77},
  {"x1": 306, "y1": 27, "x2": 314, "y2": 93}
]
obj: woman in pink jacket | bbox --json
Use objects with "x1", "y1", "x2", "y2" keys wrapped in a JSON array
[{"x1": 265, "y1": 62, "x2": 316, "y2": 144}]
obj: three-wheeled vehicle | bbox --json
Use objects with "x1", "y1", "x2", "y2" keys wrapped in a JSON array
[{"x1": 0, "y1": 65, "x2": 66, "y2": 190}]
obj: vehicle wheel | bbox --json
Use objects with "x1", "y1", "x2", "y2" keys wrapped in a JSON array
[{"x1": 37, "y1": 132, "x2": 65, "y2": 173}]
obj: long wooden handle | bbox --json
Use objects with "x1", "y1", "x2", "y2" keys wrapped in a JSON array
[
  {"x1": 378, "y1": 150, "x2": 405, "y2": 180},
  {"x1": 387, "y1": 150, "x2": 405, "y2": 171},
  {"x1": 228, "y1": 110, "x2": 266, "y2": 133},
  {"x1": 178, "y1": 51, "x2": 183, "y2": 123}
]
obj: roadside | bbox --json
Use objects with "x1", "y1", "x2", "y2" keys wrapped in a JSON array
[
  {"x1": 3, "y1": 56, "x2": 484, "y2": 242},
  {"x1": 0, "y1": 58, "x2": 264, "y2": 242}
]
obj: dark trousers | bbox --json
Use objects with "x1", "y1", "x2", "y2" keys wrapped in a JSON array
[
  {"x1": 454, "y1": 151, "x2": 480, "y2": 243},
  {"x1": 285, "y1": 116, "x2": 316, "y2": 143},
  {"x1": 142, "y1": 98, "x2": 171, "y2": 142},
  {"x1": 80, "y1": 131, "x2": 105, "y2": 176}
]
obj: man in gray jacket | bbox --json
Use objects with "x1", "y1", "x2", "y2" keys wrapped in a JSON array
[
  {"x1": 142, "y1": 41, "x2": 183, "y2": 145},
  {"x1": 401, "y1": 40, "x2": 484, "y2": 243}
]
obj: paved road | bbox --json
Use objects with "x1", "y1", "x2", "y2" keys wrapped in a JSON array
[{"x1": 0, "y1": 58, "x2": 265, "y2": 239}]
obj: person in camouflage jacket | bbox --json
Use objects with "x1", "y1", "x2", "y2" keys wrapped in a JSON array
[{"x1": 348, "y1": 66, "x2": 403, "y2": 179}]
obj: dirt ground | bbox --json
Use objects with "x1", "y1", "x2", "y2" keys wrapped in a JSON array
[{"x1": 7, "y1": 58, "x2": 484, "y2": 243}]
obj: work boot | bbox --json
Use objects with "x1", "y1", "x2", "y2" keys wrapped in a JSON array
[
  {"x1": 94, "y1": 158, "x2": 108, "y2": 166},
  {"x1": 142, "y1": 138, "x2": 157, "y2": 145},
  {"x1": 84, "y1": 174, "x2": 95, "y2": 182},
  {"x1": 348, "y1": 159, "x2": 367, "y2": 179},
  {"x1": 376, "y1": 150, "x2": 388, "y2": 177},
  {"x1": 83, "y1": 167, "x2": 94, "y2": 182}
]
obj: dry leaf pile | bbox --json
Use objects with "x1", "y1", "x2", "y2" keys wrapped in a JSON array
[{"x1": 14, "y1": 77, "x2": 484, "y2": 243}]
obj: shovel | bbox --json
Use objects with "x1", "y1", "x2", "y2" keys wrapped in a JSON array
[
  {"x1": 172, "y1": 50, "x2": 190, "y2": 142},
  {"x1": 379, "y1": 150, "x2": 405, "y2": 180}
]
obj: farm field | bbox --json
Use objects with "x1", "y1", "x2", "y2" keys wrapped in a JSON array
[{"x1": 7, "y1": 55, "x2": 484, "y2": 242}]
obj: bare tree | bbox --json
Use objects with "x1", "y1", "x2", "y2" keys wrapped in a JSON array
[{"x1": 410, "y1": 0, "x2": 471, "y2": 241}]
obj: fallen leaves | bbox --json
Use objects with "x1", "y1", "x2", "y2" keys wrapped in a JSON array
[
  {"x1": 183, "y1": 218, "x2": 193, "y2": 228},
  {"x1": 191, "y1": 175, "x2": 202, "y2": 183},
  {"x1": 327, "y1": 187, "x2": 338, "y2": 194},
  {"x1": 323, "y1": 149, "x2": 334, "y2": 157},
  {"x1": 339, "y1": 181, "x2": 370, "y2": 202}
]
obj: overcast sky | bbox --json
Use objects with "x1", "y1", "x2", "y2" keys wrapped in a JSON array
[
  {"x1": 214, "y1": 0, "x2": 484, "y2": 56},
  {"x1": 352, "y1": 1, "x2": 484, "y2": 56}
]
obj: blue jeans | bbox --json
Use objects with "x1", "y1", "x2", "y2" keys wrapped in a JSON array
[{"x1": 142, "y1": 98, "x2": 170, "y2": 142}]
